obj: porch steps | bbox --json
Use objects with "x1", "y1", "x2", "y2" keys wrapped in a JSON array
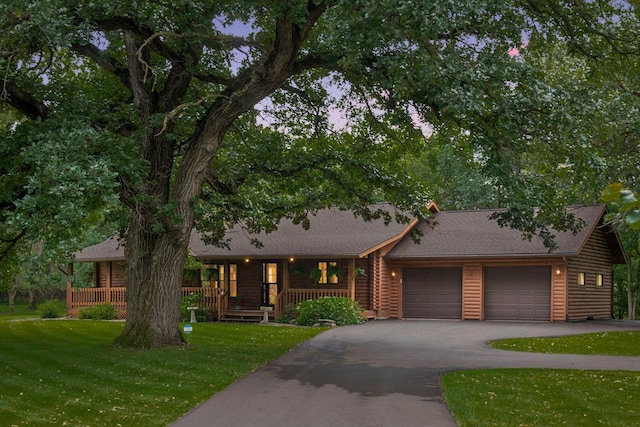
[{"x1": 220, "y1": 309, "x2": 275, "y2": 323}]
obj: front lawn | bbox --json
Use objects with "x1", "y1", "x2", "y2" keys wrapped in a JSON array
[
  {"x1": 443, "y1": 368, "x2": 640, "y2": 427},
  {"x1": 0, "y1": 320, "x2": 324, "y2": 426},
  {"x1": 443, "y1": 331, "x2": 640, "y2": 426},
  {"x1": 490, "y1": 330, "x2": 640, "y2": 356}
]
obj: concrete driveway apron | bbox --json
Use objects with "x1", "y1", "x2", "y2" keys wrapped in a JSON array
[{"x1": 171, "y1": 320, "x2": 640, "y2": 427}]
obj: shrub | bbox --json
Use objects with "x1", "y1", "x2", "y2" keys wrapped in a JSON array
[
  {"x1": 79, "y1": 303, "x2": 117, "y2": 320},
  {"x1": 295, "y1": 297, "x2": 365, "y2": 326},
  {"x1": 180, "y1": 293, "x2": 216, "y2": 322},
  {"x1": 38, "y1": 299, "x2": 66, "y2": 319},
  {"x1": 198, "y1": 307, "x2": 217, "y2": 322},
  {"x1": 274, "y1": 304, "x2": 297, "y2": 324}
]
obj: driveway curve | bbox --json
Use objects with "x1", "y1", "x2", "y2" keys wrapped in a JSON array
[{"x1": 171, "y1": 320, "x2": 640, "y2": 427}]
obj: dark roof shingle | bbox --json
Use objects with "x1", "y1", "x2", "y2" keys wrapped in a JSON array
[
  {"x1": 189, "y1": 204, "x2": 412, "y2": 258},
  {"x1": 74, "y1": 204, "x2": 412, "y2": 261},
  {"x1": 74, "y1": 204, "x2": 625, "y2": 264},
  {"x1": 386, "y1": 204, "x2": 623, "y2": 261}
]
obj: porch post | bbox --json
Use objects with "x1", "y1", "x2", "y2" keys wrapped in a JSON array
[
  {"x1": 106, "y1": 262, "x2": 112, "y2": 304},
  {"x1": 282, "y1": 259, "x2": 290, "y2": 290},
  {"x1": 348, "y1": 258, "x2": 356, "y2": 301},
  {"x1": 66, "y1": 262, "x2": 73, "y2": 315}
]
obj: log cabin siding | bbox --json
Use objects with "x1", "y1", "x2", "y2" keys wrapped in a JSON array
[
  {"x1": 354, "y1": 257, "x2": 371, "y2": 310},
  {"x1": 566, "y1": 228, "x2": 614, "y2": 320},
  {"x1": 112, "y1": 262, "x2": 126, "y2": 287},
  {"x1": 95, "y1": 261, "x2": 126, "y2": 288},
  {"x1": 462, "y1": 264, "x2": 483, "y2": 320},
  {"x1": 371, "y1": 250, "x2": 394, "y2": 318},
  {"x1": 551, "y1": 264, "x2": 567, "y2": 321}
]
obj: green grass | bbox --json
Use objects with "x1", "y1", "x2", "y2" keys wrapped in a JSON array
[
  {"x1": 0, "y1": 320, "x2": 324, "y2": 426},
  {"x1": 443, "y1": 369, "x2": 640, "y2": 427},
  {"x1": 0, "y1": 304, "x2": 41, "y2": 320},
  {"x1": 489, "y1": 331, "x2": 640, "y2": 356},
  {"x1": 444, "y1": 332, "x2": 640, "y2": 426}
]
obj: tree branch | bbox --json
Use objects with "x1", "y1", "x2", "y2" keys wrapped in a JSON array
[
  {"x1": 1, "y1": 81, "x2": 49, "y2": 120},
  {"x1": 71, "y1": 42, "x2": 130, "y2": 88},
  {"x1": 95, "y1": 17, "x2": 185, "y2": 64}
]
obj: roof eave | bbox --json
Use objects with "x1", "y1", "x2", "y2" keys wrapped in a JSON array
[
  {"x1": 359, "y1": 218, "x2": 420, "y2": 258},
  {"x1": 385, "y1": 252, "x2": 581, "y2": 261}
]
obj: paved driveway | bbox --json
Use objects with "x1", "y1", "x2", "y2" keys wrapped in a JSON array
[{"x1": 171, "y1": 320, "x2": 640, "y2": 427}]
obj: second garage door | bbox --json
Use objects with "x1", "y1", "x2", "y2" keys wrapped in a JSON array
[
  {"x1": 403, "y1": 267, "x2": 462, "y2": 319},
  {"x1": 484, "y1": 266, "x2": 551, "y2": 321}
]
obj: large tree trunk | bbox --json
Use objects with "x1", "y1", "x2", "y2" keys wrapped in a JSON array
[
  {"x1": 110, "y1": 7, "x2": 324, "y2": 348},
  {"x1": 113, "y1": 216, "x2": 191, "y2": 348},
  {"x1": 27, "y1": 290, "x2": 36, "y2": 310},
  {"x1": 8, "y1": 288, "x2": 16, "y2": 312}
]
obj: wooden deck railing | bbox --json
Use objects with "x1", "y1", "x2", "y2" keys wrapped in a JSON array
[
  {"x1": 275, "y1": 288, "x2": 351, "y2": 315},
  {"x1": 67, "y1": 287, "x2": 225, "y2": 319},
  {"x1": 68, "y1": 287, "x2": 350, "y2": 319},
  {"x1": 68, "y1": 287, "x2": 128, "y2": 319}
]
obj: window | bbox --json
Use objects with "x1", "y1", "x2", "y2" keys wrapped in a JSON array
[
  {"x1": 202, "y1": 264, "x2": 224, "y2": 288},
  {"x1": 317, "y1": 261, "x2": 339, "y2": 284},
  {"x1": 577, "y1": 272, "x2": 585, "y2": 286},
  {"x1": 229, "y1": 264, "x2": 238, "y2": 297},
  {"x1": 596, "y1": 274, "x2": 604, "y2": 287},
  {"x1": 264, "y1": 263, "x2": 278, "y2": 284}
]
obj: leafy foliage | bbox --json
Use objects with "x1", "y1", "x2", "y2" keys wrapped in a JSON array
[
  {"x1": 37, "y1": 299, "x2": 65, "y2": 319},
  {"x1": 601, "y1": 184, "x2": 640, "y2": 231},
  {"x1": 295, "y1": 296, "x2": 365, "y2": 326},
  {"x1": 79, "y1": 303, "x2": 117, "y2": 320},
  {"x1": 179, "y1": 292, "x2": 216, "y2": 322},
  {"x1": 274, "y1": 304, "x2": 298, "y2": 324},
  {"x1": 2, "y1": 0, "x2": 639, "y2": 345}
]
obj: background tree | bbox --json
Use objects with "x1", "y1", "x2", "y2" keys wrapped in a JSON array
[{"x1": 1, "y1": 1, "x2": 638, "y2": 347}]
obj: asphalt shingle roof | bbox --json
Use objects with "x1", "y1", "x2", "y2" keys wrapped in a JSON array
[
  {"x1": 385, "y1": 204, "x2": 623, "y2": 260},
  {"x1": 74, "y1": 235, "x2": 125, "y2": 262},
  {"x1": 74, "y1": 204, "x2": 625, "y2": 263},
  {"x1": 74, "y1": 204, "x2": 412, "y2": 261},
  {"x1": 189, "y1": 204, "x2": 412, "y2": 259}
]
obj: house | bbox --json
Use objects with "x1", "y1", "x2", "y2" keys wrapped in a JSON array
[{"x1": 68, "y1": 203, "x2": 626, "y2": 322}]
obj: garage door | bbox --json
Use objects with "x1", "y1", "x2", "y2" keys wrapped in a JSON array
[
  {"x1": 484, "y1": 266, "x2": 551, "y2": 321},
  {"x1": 403, "y1": 268, "x2": 462, "y2": 319}
]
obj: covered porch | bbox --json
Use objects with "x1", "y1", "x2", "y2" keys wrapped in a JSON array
[
  {"x1": 66, "y1": 256, "x2": 363, "y2": 320},
  {"x1": 66, "y1": 284, "x2": 354, "y2": 321}
]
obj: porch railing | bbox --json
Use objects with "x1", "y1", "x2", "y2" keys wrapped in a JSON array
[
  {"x1": 68, "y1": 286, "x2": 351, "y2": 319},
  {"x1": 275, "y1": 288, "x2": 351, "y2": 315},
  {"x1": 67, "y1": 286, "x2": 224, "y2": 319},
  {"x1": 68, "y1": 287, "x2": 128, "y2": 319}
]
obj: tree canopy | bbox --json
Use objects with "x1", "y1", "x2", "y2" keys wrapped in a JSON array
[{"x1": 2, "y1": 0, "x2": 639, "y2": 346}]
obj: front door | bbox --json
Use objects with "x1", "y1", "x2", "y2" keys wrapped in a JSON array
[{"x1": 261, "y1": 262, "x2": 279, "y2": 306}]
